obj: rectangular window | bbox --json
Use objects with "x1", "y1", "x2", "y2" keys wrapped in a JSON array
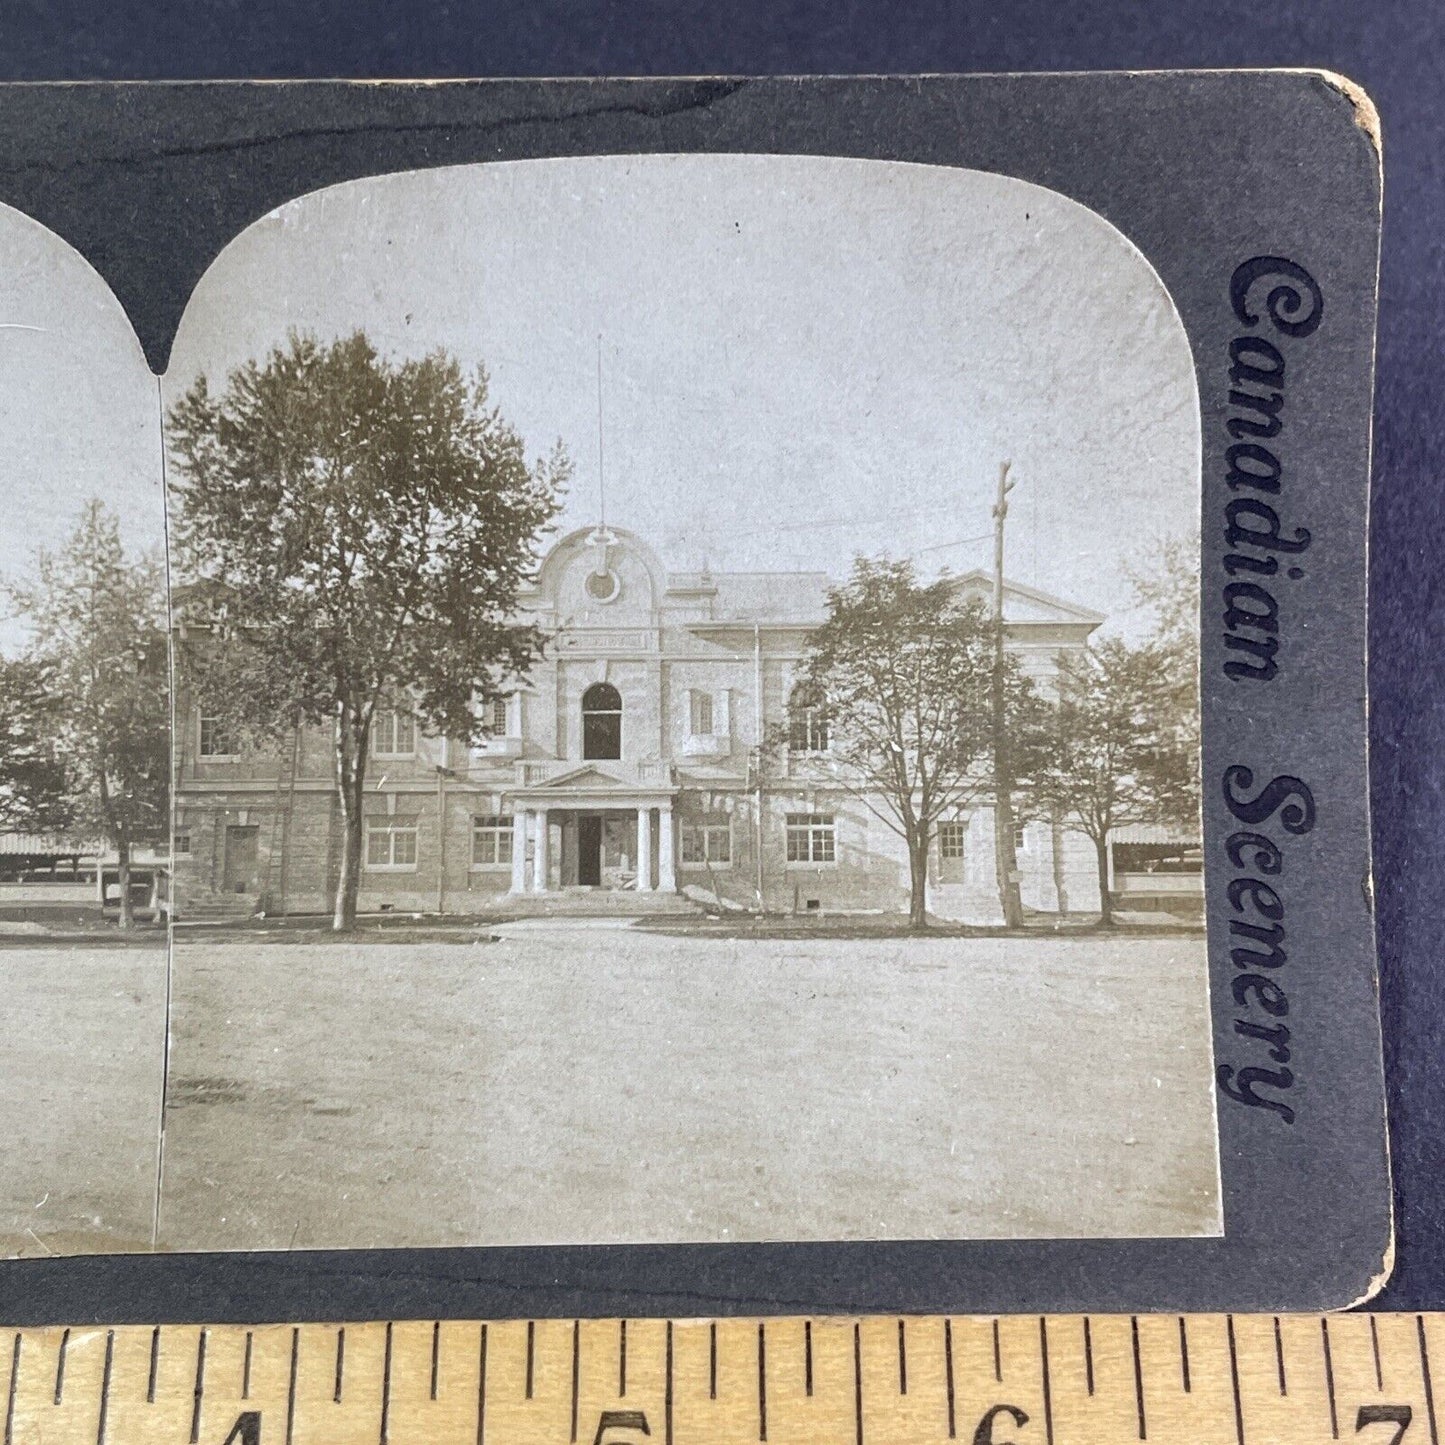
[
  {"x1": 472, "y1": 815, "x2": 514, "y2": 867},
  {"x1": 374, "y1": 708, "x2": 416, "y2": 757},
  {"x1": 785, "y1": 812, "x2": 836, "y2": 864},
  {"x1": 198, "y1": 714, "x2": 234, "y2": 757},
  {"x1": 172, "y1": 832, "x2": 192, "y2": 856},
  {"x1": 489, "y1": 696, "x2": 510, "y2": 735},
  {"x1": 1013, "y1": 823, "x2": 1028, "y2": 852},
  {"x1": 938, "y1": 821, "x2": 967, "y2": 858},
  {"x1": 681, "y1": 816, "x2": 731, "y2": 865},
  {"x1": 690, "y1": 691, "x2": 714, "y2": 735},
  {"x1": 365, "y1": 817, "x2": 419, "y2": 870}
]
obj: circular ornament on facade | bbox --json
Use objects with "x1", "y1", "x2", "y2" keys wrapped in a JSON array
[{"x1": 585, "y1": 567, "x2": 621, "y2": 603}]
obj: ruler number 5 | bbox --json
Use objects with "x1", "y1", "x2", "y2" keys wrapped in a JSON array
[{"x1": 1357, "y1": 1404, "x2": 1414, "y2": 1445}]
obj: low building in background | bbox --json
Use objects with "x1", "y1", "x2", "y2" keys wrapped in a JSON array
[{"x1": 172, "y1": 526, "x2": 1132, "y2": 923}]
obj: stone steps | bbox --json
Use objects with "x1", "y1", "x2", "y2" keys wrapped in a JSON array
[
  {"x1": 501, "y1": 890, "x2": 702, "y2": 917},
  {"x1": 175, "y1": 891, "x2": 261, "y2": 920}
]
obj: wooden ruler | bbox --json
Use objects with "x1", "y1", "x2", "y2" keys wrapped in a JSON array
[{"x1": 0, "y1": 1314, "x2": 1438, "y2": 1445}]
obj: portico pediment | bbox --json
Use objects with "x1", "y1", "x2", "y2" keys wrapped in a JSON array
[
  {"x1": 535, "y1": 765, "x2": 628, "y2": 791},
  {"x1": 507, "y1": 760, "x2": 678, "y2": 805}
]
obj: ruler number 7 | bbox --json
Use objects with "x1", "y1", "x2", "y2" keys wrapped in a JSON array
[{"x1": 1357, "y1": 1404, "x2": 1414, "y2": 1445}]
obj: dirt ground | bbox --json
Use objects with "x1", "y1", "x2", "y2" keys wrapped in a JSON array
[
  {"x1": 0, "y1": 941, "x2": 167, "y2": 1256},
  {"x1": 156, "y1": 918, "x2": 1222, "y2": 1251}
]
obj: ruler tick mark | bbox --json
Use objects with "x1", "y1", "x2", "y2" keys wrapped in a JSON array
[
  {"x1": 758, "y1": 1323, "x2": 768, "y2": 1442},
  {"x1": 431, "y1": 1321, "x2": 441, "y2": 1401},
  {"x1": 190, "y1": 1330, "x2": 207, "y2": 1444},
  {"x1": 944, "y1": 1319, "x2": 956, "y2": 1440},
  {"x1": 1178, "y1": 1317, "x2": 1191, "y2": 1394},
  {"x1": 619, "y1": 1319, "x2": 627, "y2": 1398},
  {"x1": 334, "y1": 1327, "x2": 346, "y2": 1404},
  {"x1": 380, "y1": 1321, "x2": 394, "y2": 1445},
  {"x1": 147, "y1": 1327, "x2": 159, "y2": 1405},
  {"x1": 992, "y1": 1319, "x2": 1002, "y2": 1383},
  {"x1": 665, "y1": 1321, "x2": 674, "y2": 1445},
  {"x1": 54, "y1": 1326, "x2": 71, "y2": 1405},
  {"x1": 803, "y1": 1321, "x2": 812, "y2": 1398},
  {"x1": 1371, "y1": 1316, "x2": 1383, "y2": 1391},
  {"x1": 285, "y1": 1328, "x2": 299, "y2": 1445},
  {"x1": 898, "y1": 1319, "x2": 908, "y2": 1395},
  {"x1": 526, "y1": 1322, "x2": 535, "y2": 1400},
  {"x1": 476, "y1": 1324, "x2": 488, "y2": 1445},
  {"x1": 1227, "y1": 1316, "x2": 1245, "y2": 1445},
  {"x1": 96, "y1": 1330, "x2": 114, "y2": 1445},
  {"x1": 1040, "y1": 1318, "x2": 1055, "y2": 1445},
  {"x1": 1131, "y1": 1316, "x2": 1146, "y2": 1440},
  {"x1": 241, "y1": 1331, "x2": 253, "y2": 1401},
  {"x1": 1274, "y1": 1316, "x2": 1287, "y2": 1394},
  {"x1": 853, "y1": 1323, "x2": 864, "y2": 1445},
  {"x1": 1083, "y1": 1317, "x2": 1095, "y2": 1396},
  {"x1": 710, "y1": 1321, "x2": 717, "y2": 1399},
  {"x1": 571, "y1": 1320, "x2": 580, "y2": 1443},
  {"x1": 6, "y1": 1334, "x2": 20, "y2": 1445},
  {"x1": 1322, "y1": 1317, "x2": 1339, "y2": 1438},
  {"x1": 1419, "y1": 1316, "x2": 1439, "y2": 1445}
]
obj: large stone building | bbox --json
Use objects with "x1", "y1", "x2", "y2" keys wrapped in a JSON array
[{"x1": 172, "y1": 525, "x2": 1109, "y2": 922}]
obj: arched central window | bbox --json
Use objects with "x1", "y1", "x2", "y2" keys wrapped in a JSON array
[
  {"x1": 789, "y1": 682, "x2": 829, "y2": 753},
  {"x1": 582, "y1": 681, "x2": 622, "y2": 760}
]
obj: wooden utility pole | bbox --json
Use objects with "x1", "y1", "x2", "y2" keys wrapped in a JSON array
[{"x1": 992, "y1": 460, "x2": 1024, "y2": 928}]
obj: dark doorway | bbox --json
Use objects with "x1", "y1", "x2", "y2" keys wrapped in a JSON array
[
  {"x1": 582, "y1": 681, "x2": 622, "y2": 760},
  {"x1": 577, "y1": 814, "x2": 603, "y2": 886},
  {"x1": 223, "y1": 825, "x2": 261, "y2": 894}
]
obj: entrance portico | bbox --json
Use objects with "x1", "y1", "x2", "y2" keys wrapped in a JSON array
[{"x1": 507, "y1": 768, "x2": 678, "y2": 895}]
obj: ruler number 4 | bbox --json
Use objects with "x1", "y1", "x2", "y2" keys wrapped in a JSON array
[{"x1": 1357, "y1": 1404, "x2": 1414, "y2": 1445}]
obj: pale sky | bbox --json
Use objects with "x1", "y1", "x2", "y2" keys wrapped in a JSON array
[
  {"x1": 0, "y1": 204, "x2": 164, "y2": 654},
  {"x1": 0, "y1": 156, "x2": 1199, "y2": 657},
  {"x1": 165, "y1": 154, "x2": 1200, "y2": 641}
]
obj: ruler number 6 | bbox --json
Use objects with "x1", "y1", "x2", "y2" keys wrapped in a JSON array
[
  {"x1": 973, "y1": 1404, "x2": 1029, "y2": 1445},
  {"x1": 1357, "y1": 1404, "x2": 1413, "y2": 1445}
]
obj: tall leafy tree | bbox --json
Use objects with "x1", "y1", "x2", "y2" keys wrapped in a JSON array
[
  {"x1": 1032, "y1": 638, "x2": 1196, "y2": 926},
  {"x1": 167, "y1": 330, "x2": 568, "y2": 930},
  {"x1": 0, "y1": 653, "x2": 73, "y2": 835},
  {"x1": 10, "y1": 502, "x2": 170, "y2": 927},
  {"x1": 796, "y1": 556, "x2": 1039, "y2": 931},
  {"x1": 1128, "y1": 536, "x2": 1202, "y2": 833}
]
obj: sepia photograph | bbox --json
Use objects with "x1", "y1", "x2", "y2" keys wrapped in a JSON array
[
  {"x1": 151, "y1": 154, "x2": 1219, "y2": 1251},
  {"x1": 0, "y1": 204, "x2": 170, "y2": 1256}
]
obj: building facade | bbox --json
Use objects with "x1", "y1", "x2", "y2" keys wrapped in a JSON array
[{"x1": 173, "y1": 525, "x2": 1109, "y2": 923}]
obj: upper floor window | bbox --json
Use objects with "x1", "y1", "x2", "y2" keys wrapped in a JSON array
[
  {"x1": 198, "y1": 714, "x2": 235, "y2": 758},
  {"x1": 373, "y1": 708, "x2": 416, "y2": 758},
  {"x1": 788, "y1": 683, "x2": 829, "y2": 753},
  {"x1": 938, "y1": 821, "x2": 968, "y2": 859},
  {"x1": 690, "y1": 690, "x2": 714, "y2": 736},
  {"x1": 582, "y1": 681, "x2": 622, "y2": 760},
  {"x1": 488, "y1": 696, "x2": 510, "y2": 735}
]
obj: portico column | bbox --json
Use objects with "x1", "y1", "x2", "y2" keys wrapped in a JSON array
[
  {"x1": 658, "y1": 802, "x2": 677, "y2": 893},
  {"x1": 636, "y1": 806, "x2": 653, "y2": 891},
  {"x1": 510, "y1": 810, "x2": 527, "y2": 893},
  {"x1": 532, "y1": 807, "x2": 550, "y2": 893}
]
